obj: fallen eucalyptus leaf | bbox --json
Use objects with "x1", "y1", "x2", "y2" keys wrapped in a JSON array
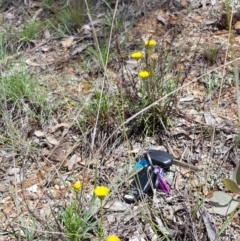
[
  {"x1": 224, "y1": 178, "x2": 240, "y2": 193},
  {"x1": 212, "y1": 199, "x2": 239, "y2": 216},
  {"x1": 209, "y1": 191, "x2": 232, "y2": 206}
]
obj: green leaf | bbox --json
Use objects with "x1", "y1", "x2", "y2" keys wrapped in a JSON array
[
  {"x1": 212, "y1": 199, "x2": 239, "y2": 216},
  {"x1": 224, "y1": 179, "x2": 240, "y2": 193},
  {"x1": 209, "y1": 191, "x2": 232, "y2": 206},
  {"x1": 232, "y1": 163, "x2": 240, "y2": 185}
]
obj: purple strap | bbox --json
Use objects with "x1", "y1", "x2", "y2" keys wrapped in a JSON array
[{"x1": 154, "y1": 166, "x2": 171, "y2": 195}]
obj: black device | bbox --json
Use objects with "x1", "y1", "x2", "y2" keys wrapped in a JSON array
[
  {"x1": 144, "y1": 149, "x2": 173, "y2": 169},
  {"x1": 123, "y1": 165, "x2": 157, "y2": 204},
  {"x1": 123, "y1": 150, "x2": 173, "y2": 203}
]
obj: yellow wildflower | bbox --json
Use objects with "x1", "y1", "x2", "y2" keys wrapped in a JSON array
[
  {"x1": 131, "y1": 52, "x2": 143, "y2": 60},
  {"x1": 138, "y1": 71, "x2": 150, "y2": 79},
  {"x1": 73, "y1": 181, "x2": 81, "y2": 192},
  {"x1": 94, "y1": 186, "x2": 109, "y2": 200},
  {"x1": 145, "y1": 39, "x2": 156, "y2": 48},
  {"x1": 107, "y1": 235, "x2": 121, "y2": 241}
]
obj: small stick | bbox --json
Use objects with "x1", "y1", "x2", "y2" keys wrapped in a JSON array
[{"x1": 173, "y1": 160, "x2": 202, "y2": 172}]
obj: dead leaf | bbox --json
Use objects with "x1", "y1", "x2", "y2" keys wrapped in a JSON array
[
  {"x1": 79, "y1": 158, "x2": 100, "y2": 166},
  {"x1": 128, "y1": 236, "x2": 145, "y2": 241},
  {"x1": 205, "y1": 19, "x2": 218, "y2": 25},
  {"x1": 45, "y1": 137, "x2": 72, "y2": 162},
  {"x1": 175, "y1": 169, "x2": 194, "y2": 190},
  {"x1": 125, "y1": 59, "x2": 138, "y2": 68},
  {"x1": 49, "y1": 123, "x2": 70, "y2": 134},
  {"x1": 41, "y1": 148, "x2": 50, "y2": 156},
  {"x1": 0, "y1": 211, "x2": 6, "y2": 224},
  {"x1": 199, "y1": 205, "x2": 218, "y2": 241},
  {"x1": 26, "y1": 184, "x2": 38, "y2": 193},
  {"x1": 41, "y1": 46, "x2": 50, "y2": 52},
  {"x1": 66, "y1": 154, "x2": 79, "y2": 170},
  {"x1": 3, "y1": 152, "x2": 17, "y2": 162},
  {"x1": 179, "y1": 95, "x2": 194, "y2": 102},
  {"x1": 51, "y1": 3, "x2": 61, "y2": 12},
  {"x1": 32, "y1": 8, "x2": 43, "y2": 21},
  {"x1": 104, "y1": 200, "x2": 127, "y2": 211},
  {"x1": 204, "y1": 113, "x2": 215, "y2": 125},
  {"x1": 40, "y1": 207, "x2": 51, "y2": 220},
  {"x1": 175, "y1": 173, "x2": 183, "y2": 190},
  {"x1": 155, "y1": 216, "x2": 170, "y2": 235},
  {"x1": 91, "y1": 19, "x2": 104, "y2": 26},
  {"x1": 81, "y1": 24, "x2": 91, "y2": 35},
  {"x1": 46, "y1": 136, "x2": 59, "y2": 146},
  {"x1": 130, "y1": 148, "x2": 141, "y2": 154},
  {"x1": 26, "y1": 58, "x2": 41, "y2": 67},
  {"x1": 61, "y1": 36, "x2": 74, "y2": 49},
  {"x1": 0, "y1": 183, "x2": 7, "y2": 192},
  {"x1": 71, "y1": 43, "x2": 92, "y2": 56},
  {"x1": 157, "y1": 14, "x2": 167, "y2": 25},
  {"x1": 80, "y1": 81, "x2": 93, "y2": 95},
  {"x1": 34, "y1": 130, "x2": 45, "y2": 137},
  {"x1": 202, "y1": 185, "x2": 208, "y2": 195}
]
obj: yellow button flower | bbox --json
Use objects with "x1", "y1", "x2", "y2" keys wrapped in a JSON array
[
  {"x1": 94, "y1": 186, "x2": 109, "y2": 200},
  {"x1": 138, "y1": 71, "x2": 150, "y2": 79},
  {"x1": 145, "y1": 39, "x2": 156, "y2": 48},
  {"x1": 107, "y1": 235, "x2": 121, "y2": 241},
  {"x1": 73, "y1": 181, "x2": 81, "y2": 192},
  {"x1": 131, "y1": 52, "x2": 143, "y2": 60}
]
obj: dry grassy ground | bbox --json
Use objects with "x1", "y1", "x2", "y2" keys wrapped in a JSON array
[{"x1": 1, "y1": 0, "x2": 240, "y2": 240}]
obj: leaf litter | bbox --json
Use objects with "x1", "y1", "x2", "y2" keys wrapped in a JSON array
[{"x1": 1, "y1": 0, "x2": 240, "y2": 240}]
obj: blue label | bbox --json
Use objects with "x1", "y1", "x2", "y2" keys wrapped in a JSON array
[{"x1": 134, "y1": 158, "x2": 149, "y2": 169}]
